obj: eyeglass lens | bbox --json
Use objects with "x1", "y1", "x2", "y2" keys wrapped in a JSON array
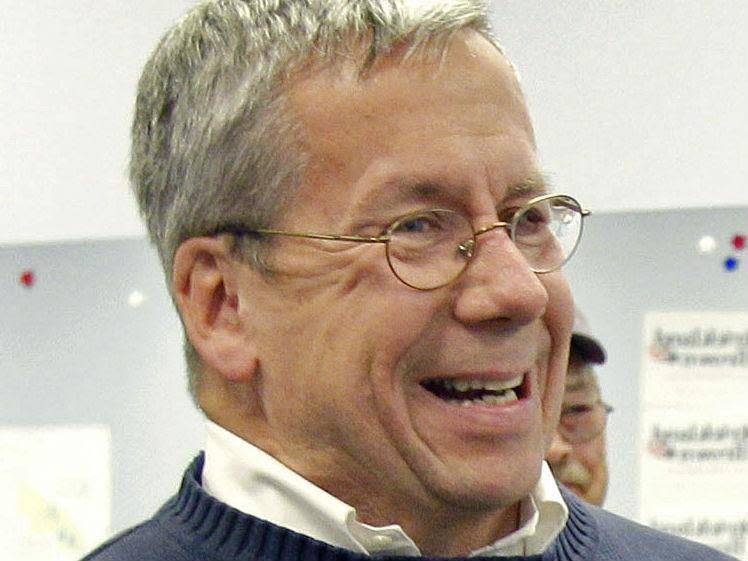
[
  {"x1": 559, "y1": 402, "x2": 611, "y2": 443},
  {"x1": 512, "y1": 195, "x2": 583, "y2": 273},
  {"x1": 384, "y1": 195, "x2": 584, "y2": 290},
  {"x1": 385, "y1": 209, "x2": 473, "y2": 290}
]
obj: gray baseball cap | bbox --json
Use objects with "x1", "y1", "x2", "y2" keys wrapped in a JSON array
[{"x1": 571, "y1": 307, "x2": 606, "y2": 364}]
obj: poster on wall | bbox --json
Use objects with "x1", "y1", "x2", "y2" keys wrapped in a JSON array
[
  {"x1": 640, "y1": 312, "x2": 748, "y2": 560},
  {"x1": 0, "y1": 425, "x2": 111, "y2": 561}
]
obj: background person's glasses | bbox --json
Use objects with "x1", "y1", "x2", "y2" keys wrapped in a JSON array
[
  {"x1": 558, "y1": 400, "x2": 614, "y2": 444},
  {"x1": 219, "y1": 193, "x2": 589, "y2": 290}
]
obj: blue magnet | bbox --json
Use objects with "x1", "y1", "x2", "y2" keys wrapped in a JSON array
[{"x1": 724, "y1": 257, "x2": 738, "y2": 271}]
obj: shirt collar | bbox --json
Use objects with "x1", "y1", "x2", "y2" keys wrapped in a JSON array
[
  {"x1": 202, "y1": 420, "x2": 568, "y2": 556},
  {"x1": 474, "y1": 462, "x2": 569, "y2": 556}
]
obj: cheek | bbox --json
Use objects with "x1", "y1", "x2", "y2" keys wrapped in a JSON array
[
  {"x1": 539, "y1": 272, "x2": 574, "y2": 423},
  {"x1": 578, "y1": 440, "x2": 607, "y2": 473},
  {"x1": 265, "y1": 247, "x2": 439, "y2": 380},
  {"x1": 308, "y1": 280, "x2": 441, "y2": 389},
  {"x1": 543, "y1": 273, "x2": 574, "y2": 355}
]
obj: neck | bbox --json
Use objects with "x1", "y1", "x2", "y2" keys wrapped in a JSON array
[
  {"x1": 282, "y1": 454, "x2": 523, "y2": 556},
  {"x1": 400, "y1": 503, "x2": 522, "y2": 556},
  {"x1": 346, "y1": 487, "x2": 522, "y2": 557},
  {"x1": 206, "y1": 422, "x2": 526, "y2": 557},
  {"x1": 282, "y1": 446, "x2": 527, "y2": 557}
]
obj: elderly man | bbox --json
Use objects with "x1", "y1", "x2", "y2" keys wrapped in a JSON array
[
  {"x1": 83, "y1": 1, "x2": 734, "y2": 560},
  {"x1": 546, "y1": 309, "x2": 611, "y2": 506}
]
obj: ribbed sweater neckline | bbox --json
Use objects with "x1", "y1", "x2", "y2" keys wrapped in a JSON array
[{"x1": 156, "y1": 454, "x2": 597, "y2": 561}]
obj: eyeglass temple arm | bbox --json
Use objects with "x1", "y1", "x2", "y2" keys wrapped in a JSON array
[{"x1": 221, "y1": 225, "x2": 388, "y2": 244}]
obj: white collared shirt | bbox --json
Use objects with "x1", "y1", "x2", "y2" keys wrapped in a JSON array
[{"x1": 202, "y1": 420, "x2": 568, "y2": 556}]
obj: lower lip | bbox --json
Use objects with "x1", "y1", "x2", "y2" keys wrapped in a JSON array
[{"x1": 418, "y1": 373, "x2": 536, "y2": 435}]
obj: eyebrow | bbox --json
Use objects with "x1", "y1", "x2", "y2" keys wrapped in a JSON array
[
  {"x1": 347, "y1": 179, "x2": 459, "y2": 225},
  {"x1": 352, "y1": 171, "x2": 553, "y2": 217},
  {"x1": 505, "y1": 173, "x2": 552, "y2": 200}
]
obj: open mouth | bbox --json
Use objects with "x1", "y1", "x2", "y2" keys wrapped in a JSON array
[{"x1": 420, "y1": 374, "x2": 526, "y2": 407}]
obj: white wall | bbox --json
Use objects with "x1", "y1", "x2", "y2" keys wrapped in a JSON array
[
  {"x1": 2, "y1": 1, "x2": 746, "y2": 246},
  {"x1": 490, "y1": 1, "x2": 748, "y2": 215},
  {"x1": 1, "y1": 1, "x2": 196, "y2": 246}
]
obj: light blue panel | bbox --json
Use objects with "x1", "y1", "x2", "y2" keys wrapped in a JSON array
[
  {"x1": 565, "y1": 206, "x2": 748, "y2": 519},
  {"x1": 0, "y1": 239, "x2": 204, "y2": 536}
]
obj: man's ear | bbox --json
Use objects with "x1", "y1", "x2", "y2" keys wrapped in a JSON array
[{"x1": 172, "y1": 237, "x2": 258, "y2": 383}]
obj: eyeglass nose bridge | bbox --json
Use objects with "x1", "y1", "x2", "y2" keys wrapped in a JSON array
[{"x1": 457, "y1": 221, "x2": 511, "y2": 259}]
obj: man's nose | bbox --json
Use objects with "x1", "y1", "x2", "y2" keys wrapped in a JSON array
[{"x1": 451, "y1": 228, "x2": 548, "y2": 325}]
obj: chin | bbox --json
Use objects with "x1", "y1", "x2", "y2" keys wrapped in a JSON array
[
  {"x1": 424, "y1": 452, "x2": 544, "y2": 512},
  {"x1": 582, "y1": 487, "x2": 606, "y2": 508}
]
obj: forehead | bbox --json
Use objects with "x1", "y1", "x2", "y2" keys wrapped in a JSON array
[
  {"x1": 564, "y1": 362, "x2": 600, "y2": 399},
  {"x1": 284, "y1": 31, "x2": 541, "y2": 221}
]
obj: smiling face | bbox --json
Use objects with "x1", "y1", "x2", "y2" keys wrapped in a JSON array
[
  {"x1": 230, "y1": 32, "x2": 574, "y2": 550},
  {"x1": 546, "y1": 354, "x2": 609, "y2": 506}
]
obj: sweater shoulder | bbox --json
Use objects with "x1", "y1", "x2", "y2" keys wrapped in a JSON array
[
  {"x1": 586, "y1": 503, "x2": 738, "y2": 560},
  {"x1": 79, "y1": 515, "x2": 193, "y2": 561}
]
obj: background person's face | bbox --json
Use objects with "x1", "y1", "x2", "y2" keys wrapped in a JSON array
[
  {"x1": 235, "y1": 32, "x2": 575, "y2": 530},
  {"x1": 546, "y1": 358, "x2": 609, "y2": 506}
]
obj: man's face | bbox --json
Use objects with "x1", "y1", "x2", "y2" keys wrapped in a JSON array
[
  {"x1": 235, "y1": 32, "x2": 574, "y2": 524},
  {"x1": 546, "y1": 355, "x2": 609, "y2": 506}
]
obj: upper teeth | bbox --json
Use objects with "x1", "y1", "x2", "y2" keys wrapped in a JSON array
[{"x1": 441, "y1": 375, "x2": 523, "y2": 392}]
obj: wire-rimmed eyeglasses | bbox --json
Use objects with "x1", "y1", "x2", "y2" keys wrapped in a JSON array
[
  {"x1": 558, "y1": 400, "x2": 614, "y2": 444},
  {"x1": 217, "y1": 193, "x2": 589, "y2": 290}
]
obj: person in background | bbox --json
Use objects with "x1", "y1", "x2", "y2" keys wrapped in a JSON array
[
  {"x1": 82, "y1": 1, "x2": 735, "y2": 560},
  {"x1": 546, "y1": 308, "x2": 611, "y2": 506}
]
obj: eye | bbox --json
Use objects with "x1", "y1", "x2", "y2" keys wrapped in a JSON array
[
  {"x1": 398, "y1": 217, "x2": 430, "y2": 234},
  {"x1": 391, "y1": 211, "x2": 449, "y2": 236},
  {"x1": 562, "y1": 404, "x2": 595, "y2": 417},
  {"x1": 387, "y1": 210, "x2": 471, "y2": 260},
  {"x1": 498, "y1": 207, "x2": 521, "y2": 222},
  {"x1": 514, "y1": 203, "x2": 551, "y2": 236}
]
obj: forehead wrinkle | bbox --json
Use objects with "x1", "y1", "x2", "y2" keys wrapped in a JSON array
[
  {"x1": 565, "y1": 366, "x2": 601, "y2": 396},
  {"x1": 565, "y1": 378, "x2": 597, "y2": 394},
  {"x1": 350, "y1": 177, "x2": 469, "y2": 218}
]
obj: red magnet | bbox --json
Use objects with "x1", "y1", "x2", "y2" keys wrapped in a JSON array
[
  {"x1": 20, "y1": 270, "x2": 35, "y2": 288},
  {"x1": 732, "y1": 234, "x2": 745, "y2": 251}
]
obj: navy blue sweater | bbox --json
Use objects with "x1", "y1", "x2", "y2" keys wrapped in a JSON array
[{"x1": 81, "y1": 454, "x2": 735, "y2": 561}]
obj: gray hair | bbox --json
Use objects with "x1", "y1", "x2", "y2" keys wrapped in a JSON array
[{"x1": 130, "y1": 0, "x2": 499, "y2": 401}]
